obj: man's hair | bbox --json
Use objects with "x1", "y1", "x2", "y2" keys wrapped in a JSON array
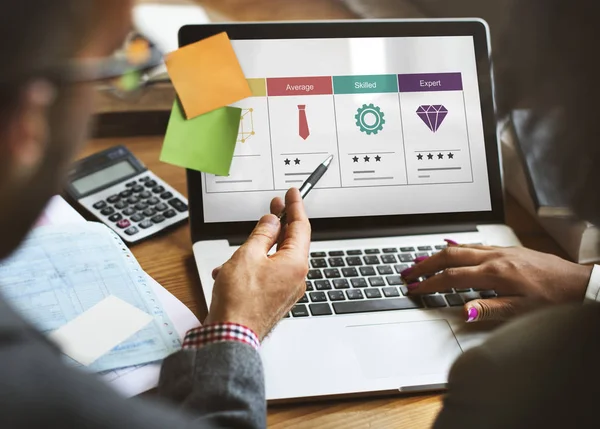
[{"x1": 495, "y1": 0, "x2": 600, "y2": 225}]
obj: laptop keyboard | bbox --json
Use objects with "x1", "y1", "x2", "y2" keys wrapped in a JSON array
[{"x1": 287, "y1": 244, "x2": 495, "y2": 318}]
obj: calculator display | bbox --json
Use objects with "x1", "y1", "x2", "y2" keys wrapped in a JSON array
[{"x1": 71, "y1": 161, "x2": 136, "y2": 195}]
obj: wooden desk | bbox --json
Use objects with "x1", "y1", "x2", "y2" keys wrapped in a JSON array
[{"x1": 82, "y1": 136, "x2": 567, "y2": 428}]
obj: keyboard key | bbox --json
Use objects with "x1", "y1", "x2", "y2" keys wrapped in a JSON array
[
  {"x1": 305, "y1": 281, "x2": 314, "y2": 291},
  {"x1": 125, "y1": 181, "x2": 136, "y2": 187},
  {"x1": 124, "y1": 226, "x2": 139, "y2": 236},
  {"x1": 423, "y1": 295, "x2": 448, "y2": 308},
  {"x1": 359, "y1": 266, "x2": 376, "y2": 276},
  {"x1": 123, "y1": 207, "x2": 136, "y2": 216},
  {"x1": 147, "y1": 197, "x2": 159, "y2": 205},
  {"x1": 445, "y1": 294, "x2": 464, "y2": 307},
  {"x1": 311, "y1": 252, "x2": 326, "y2": 258},
  {"x1": 311, "y1": 259, "x2": 327, "y2": 268},
  {"x1": 310, "y1": 292, "x2": 327, "y2": 302},
  {"x1": 386, "y1": 275, "x2": 403, "y2": 286},
  {"x1": 168, "y1": 198, "x2": 188, "y2": 212},
  {"x1": 139, "y1": 191, "x2": 151, "y2": 199},
  {"x1": 377, "y1": 265, "x2": 394, "y2": 275},
  {"x1": 351, "y1": 278, "x2": 368, "y2": 288},
  {"x1": 151, "y1": 214, "x2": 165, "y2": 224},
  {"x1": 310, "y1": 303, "x2": 333, "y2": 316},
  {"x1": 292, "y1": 305, "x2": 309, "y2": 317},
  {"x1": 297, "y1": 294, "x2": 309, "y2": 304},
  {"x1": 418, "y1": 246, "x2": 433, "y2": 251},
  {"x1": 116, "y1": 219, "x2": 131, "y2": 229},
  {"x1": 107, "y1": 195, "x2": 120, "y2": 203},
  {"x1": 333, "y1": 279, "x2": 350, "y2": 289},
  {"x1": 341, "y1": 267, "x2": 359, "y2": 277},
  {"x1": 135, "y1": 202, "x2": 148, "y2": 211},
  {"x1": 307, "y1": 270, "x2": 323, "y2": 280},
  {"x1": 456, "y1": 288, "x2": 472, "y2": 293},
  {"x1": 399, "y1": 286, "x2": 409, "y2": 295},
  {"x1": 382, "y1": 248, "x2": 397, "y2": 253},
  {"x1": 381, "y1": 254, "x2": 397, "y2": 264},
  {"x1": 333, "y1": 297, "x2": 424, "y2": 315},
  {"x1": 315, "y1": 280, "x2": 332, "y2": 290},
  {"x1": 346, "y1": 257, "x2": 363, "y2": 266},
  {"x1": 415, "y1": 252, "x2": 429, "y2": 258},
  {"x1": 363, "y1": 255, "x2": 380, "y2": 265},
  {"x1": 119, "y1": 190, "x2": 132, "y2": 198},
  {"x1": 164, "y1": 209, "x2": 177, "y2": 218},
  {"x1": 346, "y1": 289, "x2": 364, "y2": 300},
  {"x1": 328, "y1": 291, "x2": 346, "y2": 301},
  {"x1": 329, "y1": 250, "x2": 345, "y2": 256},
  {"x1": 155, "y1": 203, "x2": 168, "y2": 212},
  {"x1": 101, "y1": 207, "x2": 115, "y2": 216},
  {"x1": 130, "y1": 213, "x2": 144, "y2": 223},
  {"x1": 365, "y1": 249, "x2": 380, "y2": 254},
  {"x1": 461, "y1": 292, "x2": 480, "y2": 303},
  {"x1": 324, "y1": 269, "x2": 341, "y2": 279},
  {"x1": 480, "y1": 290, "x2": 497, "y2": 299},
  {"x1": 400, "y1": 247, "x2": 415, "y2": 252},
  {"x1": 139, "y1": 220, "x2": 153, "y2": 229},
  {"x1": 394, "y1": 264, "x2": 410, "y2": 274},
  {"x1": 144, "y1": 179, "x2": 157, "y2": 188},
  {"x1": 399, "y1": 254, "x2": 413, "y2": 263},
  {"x1": 435, "y1": 245, "x2": 447, "y2": 250},
  {"x1": 328, "y1": 257, "x2": 345, "y2": 267},
  {"x1": 127, "y1": 196, "x2": 140, "y2": 204},
  {"x1": 132, "y1": 185, "x2": 144, "y2": 193},
  {"x1": 93, "y1": 201, "x2": 107, "y2": 210},
  {"x1": 347, "y1": 250, "x2": 363, "y2": 255},
  {"x1": 383, "y1": 287, "x2": 400, "y2": 298},
  {"x1": 365, "y1": 288, "x2": 382, "y2": 299},
  {"x1": 152, "y1": 185, "x2": 165, "y2": 194},
  {"x1": 143, "y1": 208, "x2": 156, "y2": 217},
  {"x1": 114, "y1": 201, "x2": 128, "y2": 210},
  {"x1": 368, "y1": 277, "x2": 385, "y2": 287},
  {"x1": 160, "y1": 191, "x2": 173, "y2": 200}
]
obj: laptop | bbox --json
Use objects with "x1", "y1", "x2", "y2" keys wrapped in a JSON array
[{"x1": 185, "y1": 20, "x2": 521, "y2": 401}]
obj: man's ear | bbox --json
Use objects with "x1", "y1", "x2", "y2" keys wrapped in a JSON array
[{"x1": 4, "y1": 80, "x2": 56, "y2": 183}]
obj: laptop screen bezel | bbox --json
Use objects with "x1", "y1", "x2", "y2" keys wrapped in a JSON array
[{"x1": 181, "y1": 20, "x2": 504, "y2": 243}]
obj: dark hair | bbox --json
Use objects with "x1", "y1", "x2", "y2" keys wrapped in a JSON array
[{"x1": 495, "y1": 0, "x2": 600, "y2": 225}]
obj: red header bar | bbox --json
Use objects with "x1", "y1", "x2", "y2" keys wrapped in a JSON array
[{"x1": 266, "y1": 76, "x2": 332, "y2": 96}]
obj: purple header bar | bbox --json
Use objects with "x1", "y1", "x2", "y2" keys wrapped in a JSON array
[{"x1": 398, "y1": 73, "x2": 463, "y2": 92}]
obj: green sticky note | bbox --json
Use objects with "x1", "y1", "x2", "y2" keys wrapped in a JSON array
[{"x1": 160, "y1": 100, "x2": 241, "y2": 176}]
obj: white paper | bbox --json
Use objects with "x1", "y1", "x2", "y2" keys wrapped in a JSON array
[
  {"x1": 49, "y1": 296, "x2": 153, "y2": 366},
  {"x1": 36, "y1": 196, "x2": 84, "y2": 226}
]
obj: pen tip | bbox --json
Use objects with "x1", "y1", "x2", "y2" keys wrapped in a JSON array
[{"x1": 323, "y1": 155, "x2": 334, "y2": 166}]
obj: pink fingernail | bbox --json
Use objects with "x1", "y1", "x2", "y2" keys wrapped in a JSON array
[
  {"x1": 445, "y1": 239, "x2": 459, "y2": 246},
  {"x1": 407, "y1": 283, "x2": 420, "y2": 291},
  {"x1": 400, "y1": 267, "x2": 413, "y2": 277},
  {"x1": 413, "y1": 256, "x2": 429, "y2": 263},
  {"x1": 466, "y1": 307, "x2": 479, "y2": 323}
]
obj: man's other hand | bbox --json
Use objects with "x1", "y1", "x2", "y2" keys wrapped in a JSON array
[{"x1": 205, "y1": 188, "x2": 311, "y2": 340}]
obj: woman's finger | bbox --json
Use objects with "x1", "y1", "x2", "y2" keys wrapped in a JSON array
[
  {"x1": 406, "y1": 266, "x2": 490, "y2": 294},
  {"x1": 212, "y1": 265, "x2": 222, "y2": 280},
  {"x1": 464, "y1": 297, "x2": 532, "y2": 323},
  {"x1": 403, "y1": 247, "x2": 491, "y2": 282}
]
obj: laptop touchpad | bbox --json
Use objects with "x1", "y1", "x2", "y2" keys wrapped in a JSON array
[{"x1": 345, "y1": 320, "x2": 463, "y2": 380}]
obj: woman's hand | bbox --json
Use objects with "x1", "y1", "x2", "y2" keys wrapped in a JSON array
[{"x1": 401, "y1": 242, "x2": 593, "y2": 323}]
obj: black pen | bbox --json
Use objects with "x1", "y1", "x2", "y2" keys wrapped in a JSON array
[{"x1": 278, "y1": 154, "x2": 334, "y2": 224}]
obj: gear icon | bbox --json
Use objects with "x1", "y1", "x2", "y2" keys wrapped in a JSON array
[{"x1": 355, "y1": 103, "x2": 385, "y2": 135}]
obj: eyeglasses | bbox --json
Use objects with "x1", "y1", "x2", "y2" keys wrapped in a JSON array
[{"x1": 67, "y1": 33, "x2": 164, "y2": 99}]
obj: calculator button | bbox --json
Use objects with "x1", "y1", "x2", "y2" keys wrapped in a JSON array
[
  {"x1": 100, "y1": 207, "x2": 115, "y2": 216},
  {"x1": 164, "y1": 209, "x2": 177, "y2": 218},
  {"x1": 114, "y1": 201, "x2": 128, "y2": 210},
  {"x1": 132, "y1": 185, "x2": 144, "y2": 193},
  {"x1": 125, "y1": 181, "x2": 136, "y2": 187},
  {"x1": 127, "y1": 196, "x2": 139, "y2": 204},
  {"x1": 152, "y1": 185, "x2": 165, "y2": 194},
  {"x1": 144, "y1": 180, "x2": 157, "y2": 188},
  {"x1": 123, "y1": 207, "x2": 136, "y2": 216},
  {"x1": 151, "y1": 214, "x2": 165, "y2": 224},
  {"x1": 143, "y1": 208, "x2": 156, "y2": 217},
  {"x1": 108, "y1": 213, "x2": 122, "y2": 222},
  {"x1": 119, "y1": 190, "x2": 132, "y2": 198},
  {"x1": 124, "y1": 226, "x2": 139, "y2": 235},
  {"x1": 107, "y1": 195, "x2": 120, "y2": 203},
  {"x1": 155, "y1": 203, "x2": 168, "y2": 212},
  {"x1": 138, "y1": 176, "x2": 150, "y2": 182},
  {"x1": 116, "y1": 219, "x2": 131, "y2": 229},
  {"x1": 139, "y1": 220, "x2": 153, "y2": 229},
  {"x1": 139, "y1": 191, "x2": 151, "y2": 199},
  {"x1": 93, "y1": 201, "x2": 107, "y2": 210},
  {"x1": 130, "y1": 213, "x2": 144, "y2": 222},
  {"x1": 160, "y1": 191, "x2": 173, "y2": 200},
  {"x1": 134, "y1": 202, "x2": 148, "y2": 211},
  {"x1": 147, "y1": 197, "x2": 159, "y2": 205},
  {"x1": 168, "y1": 198, "x2": 188, "y2": 212}
]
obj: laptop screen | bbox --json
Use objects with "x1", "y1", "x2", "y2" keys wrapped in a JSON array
[{"x1": 201, "y1": 35, "x2": 491, "y2": 223}]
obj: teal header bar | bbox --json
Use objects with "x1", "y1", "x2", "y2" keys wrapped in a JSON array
[{"x1": 332, "y1": 74, "x2": 399, "y2": 95}]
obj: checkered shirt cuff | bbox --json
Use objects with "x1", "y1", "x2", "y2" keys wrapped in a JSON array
[{"x1": 182, "y1": 323, "x2": 260, "y2": 351}]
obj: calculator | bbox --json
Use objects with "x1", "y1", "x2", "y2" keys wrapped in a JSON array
[{"x1": 65, "y1": 145, "x2": 189, "y2": 244}]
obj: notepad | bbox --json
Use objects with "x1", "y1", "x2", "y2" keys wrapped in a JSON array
[
  {"x1": 165, "y1": 32, "x2": 252, "y2": 119},
  {"x1": 160, "y1": 99, "x2": 241, "y2": 176}
]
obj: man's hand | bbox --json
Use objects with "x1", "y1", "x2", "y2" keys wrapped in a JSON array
[{"x1": 204, "y1": 188, "x2": 310, "y2": 340}]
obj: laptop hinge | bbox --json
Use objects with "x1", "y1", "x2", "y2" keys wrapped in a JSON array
[{"x1": 227, "y1": 223, "x2": 478, "y2": 246}]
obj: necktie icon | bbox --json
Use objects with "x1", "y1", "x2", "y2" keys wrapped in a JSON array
[{"x1": 298, "y1": 105, "x2": 310, "y2": 140}]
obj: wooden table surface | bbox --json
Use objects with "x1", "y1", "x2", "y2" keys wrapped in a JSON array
[{"x1": 82, "y1": 135, "x2": 567, "y2": 429}]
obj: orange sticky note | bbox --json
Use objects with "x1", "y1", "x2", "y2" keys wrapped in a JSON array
[{"x1": 165, "y1": 32, "x2": 252, "y2": 119}]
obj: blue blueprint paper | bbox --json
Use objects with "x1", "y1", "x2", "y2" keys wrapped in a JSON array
[{"x1": 0, "y1": 222, "x2": 180, "y2": 372}]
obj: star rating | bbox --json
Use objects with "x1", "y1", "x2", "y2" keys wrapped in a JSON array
[
  {"x1": 352, "y1": 156, "x2": 359, "y2": 163},
  {"x1": 364, "y1": 156, "x2": 370, "y2": 162},
  {"x1": 417, "y1": 154, "x2": 423, "y2": 160},
  {"x1": 375, "y1": 155, "x2": 381, "y2": 162},
  {"x1": 438, "y1": 153, "x2": 444, "y2": 159},
  {"x1": 448, "y1": 152, "x2": 454, "y2": 159},
  {"x1": 294, "y1": 158, "x2": 301, "y2": 165},
  {"x1": 427, "y1": 153, "x2": 434, "y2": 160},
  {"x1": 284, "y1": 158, "x2": 291, "y2": 165}
]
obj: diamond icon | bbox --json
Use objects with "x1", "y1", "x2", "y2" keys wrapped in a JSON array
[{"x1": 416, "y1": 105, "x2": 448, "y2": 132}]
